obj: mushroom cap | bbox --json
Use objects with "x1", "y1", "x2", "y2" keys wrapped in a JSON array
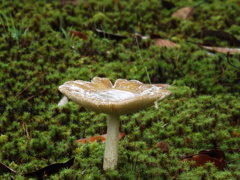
[{"x1": 59, "y1": 77, "x2": 171, "y2": 115}]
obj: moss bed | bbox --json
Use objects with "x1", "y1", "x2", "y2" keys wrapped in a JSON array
[{"x1": 0, "y1": 0, "x2": 239, "y2": 179}]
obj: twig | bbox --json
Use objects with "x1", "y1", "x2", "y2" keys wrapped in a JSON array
[
  {"x1": 26, "y1": 89, "x2": 46, "y2": 101},
  {"x1": 15, "y1": 74, "x2": 44, "y2": 98},
  {"x1": 22, "y1": 122, "x2": 30, "y2": 139},
  {"x1": 226, "y1": 53, "x2": 240, "y2": 70}
]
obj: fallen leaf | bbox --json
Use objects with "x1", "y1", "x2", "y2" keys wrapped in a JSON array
[
  {"x1": 76, "y1": 134, "x2": 106, "y2": 143},
  {"x1": 231, "y1": 132, "x2": 240, "y2": 137},
  {"x1": 171, "y1": 7, "x2": 195, "y2": 19},
  {"x1": 76, "y1": 133, "x2": 125, "y2": 143},
  {"x1": 154, "y1": 39, "x2": 180, "y2": 47},
  {"x1": 181, "y1": 149, "x2": 226, "y2": 170},
  {"x1": 183, "y1": 154, "x2": 225, "y2": 170},
  {"x1": 69, "y1": 30, "x2": 88, "y2": 40},
  {"x1": 201, "y1": 45, "x2": 240, "y2": 55},
  {"x1": 95, "y1": 29, "x2": 128, "y2": 41},
  {"x1": 0, "y1": 163, "x2": 17, "y2": 174},
  {"x1": 199, "y1": 149, "x2": 225, "y2": 160},
  {"x1": 23, "y1": 157, "x2": 74, "y2": 178},
  {"x1": 154, "y1": 141, "x2": 170, "y2": 154},
  {"x1": 194, "y1": 30, "x2": 240, "y2": 46}
]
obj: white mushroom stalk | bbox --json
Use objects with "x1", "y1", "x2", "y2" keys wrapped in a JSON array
[
  {"x1": 104, "y1": 114, "x2": 120, "y2": 170},
  {"x1": 59, "y1": 77, "x2": 171, "y2": 170},
  {"x1": 57, "y1": 96, "x2": 69, "y2": 107}
]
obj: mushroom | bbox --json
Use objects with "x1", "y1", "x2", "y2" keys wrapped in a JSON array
[
  {"x1": 59, "y1": 77, "x2": 171, "y2": 170},
  {"x1": 57, "y1": 96, "x2": 69, "y2": 107}
]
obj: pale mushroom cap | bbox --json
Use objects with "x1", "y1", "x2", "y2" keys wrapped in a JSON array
[{"x1": 59, "y1": 77, "x2": 171, "y2": 115}]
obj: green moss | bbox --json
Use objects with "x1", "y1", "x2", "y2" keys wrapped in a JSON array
[{"x1": 0, "y1": 0, "x2": 240, "y2": 179}]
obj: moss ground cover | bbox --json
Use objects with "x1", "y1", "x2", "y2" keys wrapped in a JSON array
[{"x1": 0, "y1": 0, "x2": 239, "y2": 179}]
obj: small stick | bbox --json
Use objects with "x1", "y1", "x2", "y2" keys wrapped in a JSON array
[
  {"x1": 226, "y1": 53, "x2": 240, "y2": 70},
  {"x1": 26, "y1": 89, "x2": 46, "y2": 101},
  {"x1": 15, "y1": 74, "x2": 44, "y2": 98},
  {"x1": 22, "y1": 122, "x2": 30, "y2": 139}
]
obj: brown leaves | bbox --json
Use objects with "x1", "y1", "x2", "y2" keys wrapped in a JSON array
[
  {"x1": 231, "y1": 132, "x2": 240, "y2": 137},
  {"x1": 181, "y1": 149, "x2": 226, "y2": 170},
  {"x1": 171, "y1": 7, "x2": 195, "y2": 20},
  {"x1": 154, "y1": 141, "x2": 170, "y2": 154},
  {"x1": 198, "y1": 149, "x2": 225, "y2": 159},
  {"x1": 184, "y1": 154, "x2": 225, "y2": 170},
  {"x1": 154, "y1": 39, "x2": 180, "y2": 48},
  {"x1": 150, "y1": 34, "x2": 179, "y2": 48},
  {"x1": 190, "y1": 30, "x2": 240, "y2": 54},
  {"x1": 23, "y1": 158, "x2": 74, "y2": 178},
  {"x1": 69, "y1": 30, "x2": 88, "y2": 40},
  {"x1": 76, "y1": 133, "x2": 125, "y2": 143},
  {"x1": 171, "y1": 7, "x2": 240, "y2": 54}
]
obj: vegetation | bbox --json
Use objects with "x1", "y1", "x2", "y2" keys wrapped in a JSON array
[{"x1": 0, "y1": 0, "x2": 239, "y2": 179}]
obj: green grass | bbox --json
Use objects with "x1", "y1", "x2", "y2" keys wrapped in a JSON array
[{"x1": 0, "y1": 0, "x2": 240, "y2": 179}]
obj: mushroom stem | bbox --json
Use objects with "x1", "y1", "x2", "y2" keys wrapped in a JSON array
[{"x1": 103, "y1": 114, "x2": 120, "y2": 170}]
